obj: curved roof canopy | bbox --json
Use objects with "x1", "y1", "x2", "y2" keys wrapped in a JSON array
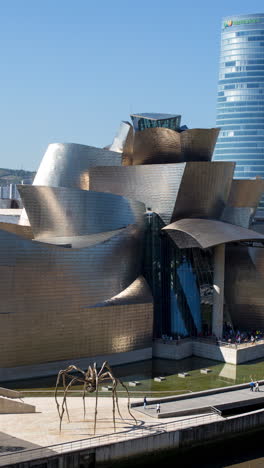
[{"x1": 163, "y1": 218, "x2": 264, "y2": 249}]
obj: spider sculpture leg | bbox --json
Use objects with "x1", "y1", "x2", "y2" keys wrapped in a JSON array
[
  {"x1": 118, "y1": 378, "x2": 137, "y2": 424},
  {"x1": 55, "y1": 370, "x2": 70, "y2": 425},
  {"x1": 82, "y1": 382, "x2": 86, "y2": 419},
  {"x1": 82, "y1": 365, "x2": 94, "y2": 420},
  {"x1": 96, "y1": 363, "x2": 118, "y2": 431},
  {"x1": 93, "y1": 368, "x2": 99, "y2": 435},
  {"x1": 59, "y1": 376, "x2": 80, "y2": 431},
  {"x1": 114, "y1": 381, "x2": 123, "y2": 421},
  {"x1": 98, "y1": 363, "x2": 125, "y2": 422},
  {"x1": 55, "y1": 365, "x2": 86, "y2": 425},
  {"x1": 112, "y1": 382, "x2": 116, "y2": 432},
  {"x1": 102, "y1": 362, "x2": 137, "y2": 424},
  {"x1": 62, "y1": 373, "x2": 70, "y2": 422},
  {"x1": 100, "y1": 369, "x2": 123, "y2": 423},
  {"x1": 55, "y1": 371, "x2": 63, "y2": 421}
]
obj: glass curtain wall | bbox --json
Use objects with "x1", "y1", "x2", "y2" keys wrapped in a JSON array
[
  {"x1": 214, "y1": 14, "x2": 264, "y2": 210},
  {"x1": 144, "y1": 213, "x2": 212, "y2": 337}
]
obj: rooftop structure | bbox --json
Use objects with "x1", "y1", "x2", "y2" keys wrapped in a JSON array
[{"x1": 130, "y1": 113, "x2": 181, "y2": 131}]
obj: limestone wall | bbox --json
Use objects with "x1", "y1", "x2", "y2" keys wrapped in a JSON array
[
  {"x1": 153, "y1": 339, "x2": 192, "y2": 360},
  {"x1": 153, "y1": 339, "x2": 264, "y2": 364}
]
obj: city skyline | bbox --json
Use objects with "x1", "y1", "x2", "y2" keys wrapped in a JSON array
[{"x1": 0, "y1": 0, "x2": 263, "y2": 170}]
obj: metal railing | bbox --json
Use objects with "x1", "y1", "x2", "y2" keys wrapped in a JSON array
[
  {"x1": 0, "y1": 412, "x2": 221, "y2": 466},
  {"x1": 155, "y1": 337, "x2": 264, "y2": 350},
  {"x1": 216, "y1": 339, "x2": 264, "y2": 349},
  {"x1": 210, "y1": 406, "x2": 222, "y2": 417}
]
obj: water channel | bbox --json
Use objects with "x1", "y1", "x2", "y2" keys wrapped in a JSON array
[
  {"x1": 4, "y1": 356, "x2": 264, "y2": 397},
  {"x1": 3, "y1": 356, "x2": 264, "y2": 467}
]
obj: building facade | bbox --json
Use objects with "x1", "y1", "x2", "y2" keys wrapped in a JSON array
[
  {"x1": 1, "y1": 112, "x2": 264, "y2": 379},
  {"x1": 214, "y1": 13, "x2": 264, "y2": 208}
]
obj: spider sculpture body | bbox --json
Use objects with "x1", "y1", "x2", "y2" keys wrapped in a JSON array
[{"x1": 55, "y1": 361, "x2": 137, "y2": 434}]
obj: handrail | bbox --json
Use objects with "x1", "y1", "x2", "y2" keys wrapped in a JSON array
[
  {"x1": 211, "y1": 406, "x2": 222, "y2": 416},
  {"x1": 0, "y1": 412, "x2": 221, "y2": 465},
  {"x1": 155, "y1": 337, "x2": 264, "y2": 349}
]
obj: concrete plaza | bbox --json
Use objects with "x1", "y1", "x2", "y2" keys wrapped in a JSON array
[
  {"x1": 0, "y1": 385, "x2": 263, "y2": 466},
  {"x1": 135, "y1": 385, "x2": 264, "y2": 418},
  {"x1": 0, "y1": 396, "x2": 219, "y2": 455}
]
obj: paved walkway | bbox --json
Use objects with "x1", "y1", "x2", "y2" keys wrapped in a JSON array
[
  {"x1": 136, "y1": 386, "x2": 264, "y2": 418},
  {"x1": 0, "y1": 411, "x2": 222, "y2": 466},
  {"x1": 0, "y1": 386, "x2": 263, "y2": 465},
  {"x1": 0, "y1": 396, "x2": 223, "y2": 466}
]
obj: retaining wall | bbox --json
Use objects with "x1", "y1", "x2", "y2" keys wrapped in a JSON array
[
  {"x1": 153, "y1": 339, "x2": 264, "y2": 364},
  {"x1": 0, "y1": 347, "x2": 152, "y2": 382},
  {"x1": 5, "y1": 409, "x2": 264, "y2": 468}
]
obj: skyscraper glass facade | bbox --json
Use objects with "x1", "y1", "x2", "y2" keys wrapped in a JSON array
[{"x1": 214, "y1": 13, "x2": 264, "y2": 209}]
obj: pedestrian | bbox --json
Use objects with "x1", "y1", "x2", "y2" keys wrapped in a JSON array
[
  {"x1": 255, "y1": 381, "x2": 260, "y2": 392},
  {"x1": 143, "y1": 396, "x2": 147, "y2": 409},
  {"x1": 156, "y1": 402, "x2": 160, "y2": 414},
  {"x1": 249, "y1": 380, "x2": 255, "y2": 392}
]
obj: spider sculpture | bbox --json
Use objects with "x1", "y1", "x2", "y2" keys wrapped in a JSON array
[{"x1": 55, "y1": 361, "x2": 137, "y2": 434}]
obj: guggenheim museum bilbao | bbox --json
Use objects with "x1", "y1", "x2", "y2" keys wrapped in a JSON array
[{"x1": 1, "y1": 112, "x2": 264, "y2": 378}]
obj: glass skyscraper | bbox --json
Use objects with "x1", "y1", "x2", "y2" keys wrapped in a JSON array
[{"x1": 214, "y1": 13, "x2": 264, "y2": 209}]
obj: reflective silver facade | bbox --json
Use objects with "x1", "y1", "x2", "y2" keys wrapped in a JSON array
[
  {"x1": 19, "y1": 143, "x2": 122, "y2": 225},
  {"x1": 33, "y1": 143, "x2": 122, "y2": 189},
  {"x1": 120, "y1": 126, "x2": 220, "y2": 166},
  {"x1": 0, "y1": 134, "x2": 154, "y2": 368},
  {"x1": 3, "y1": 109, "x2": 264, "y2": 373},
  {"x1": 18, "y1": 185, "x2": 145, "y2": 238},
  {"x1": 225, "y1": 245, "x2": 264, "y2": 329},
  {"x1": 221, "y1": 179, "x2": 264, "y2": 227},
  {"x1": 88, "y1": 162, "x2": 235, "y2": 224},
  {"x1": 0, "y1": 221, "x2": 152, "y2": 367},
  {"x1": 163, "y1": 218, "x2": 264, "y2": 249}
]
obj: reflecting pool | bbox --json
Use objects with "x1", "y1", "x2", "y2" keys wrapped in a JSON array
[{"x1": 3, "y1": 356, "x2": 264, "y2": 397}]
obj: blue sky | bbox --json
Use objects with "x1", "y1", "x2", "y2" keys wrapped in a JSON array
[{"x1": 1, "y1": 0, "x2": 263, "y2": 170}]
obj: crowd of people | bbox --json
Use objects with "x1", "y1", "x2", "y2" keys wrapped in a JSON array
[
  {"x1": 160, "y1": 325, "x2": 264, "y2": 347},
  {"x1": 222, "y1": 323, "x2": 264, "y2": 346}
]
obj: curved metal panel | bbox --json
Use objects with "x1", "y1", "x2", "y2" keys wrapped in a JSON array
[
  {"x1": 172, "y1": 161, "x2": 235, "y2": 221},
  {"x1": 18, "y1": 185, "x2": 145, "y2": 238},
  {"x1": 221, "y1": 206, "x2": 255, "y2": 229},
  {"x1": 131, "y1": 127, "x2": 182, "y2": 165},
  {"x1": 32, "y1": 230, "x2": 126, "y2": 248},
  {"x1": 0, "y1": 223, "x2": 150, "y2": 367},
  {"x1": 227, "y1": 179, "x2": 264, "y2": 208},
  {"x1": 163, "y1": 229, "x2": 201, "y2": 249},
  {"x1": 19, "y1": 143, "x2": 122, "y2": 226},
  {"x1": 180, "y1": 128, "x2": 220, "y2": 162},
  {"x1": 108, "y1": 120, "x2": 134, "y2": 164},
  {"x1": 0, "y1": 225, "x2": 143, "y2": 308},
  {"x1": 163, "y1": 218, "x2": 264, "y2": 249},
  {"x1": 33, "y1": 143, "x2": 122, "y2": 189},
  {"x1": 90, "y1": 276, "x2": 153, "y2": 307},
  {"x1": 88, "y1": 162, "x2": 234, "y2": 225},
  {"x1": 120, "y1": 126, "x2": 219, "y2": 166},
  {"x1": 89, "y1": 163, "x2": 186, "y2": 225},
  {"x1": 81, "y1": 302, "x2": 153, "y2": 355},
  {"x1": 225, "y1": 245, "x2": 264, "y2": 329},
  {"x1": 221, "y1": 180, "x2": 264, "y2": 228},
  {"x1": 248, "y1": 246, "x2": 264, "y2": 282}
]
